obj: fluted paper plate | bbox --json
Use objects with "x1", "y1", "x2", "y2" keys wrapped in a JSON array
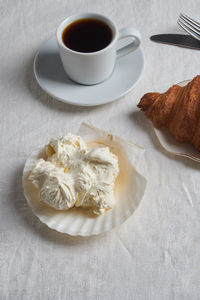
[
  {"x1": 23, "y1": 123, "x2": 147, "y2": 236},
  {"x1": 153, "y1": 80, "x2": 200, "y2": 162}
]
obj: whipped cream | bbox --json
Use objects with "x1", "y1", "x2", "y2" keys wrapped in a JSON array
[
  {"x1": 29, "y1": 159, "x2": 76, "y2": 210},
  {"x1": 29, "y1": 134, "x2": 119, "y2": 215}
]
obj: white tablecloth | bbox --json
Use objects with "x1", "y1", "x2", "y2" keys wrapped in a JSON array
[{"x1": 1, "y1": 0, "x2": 200, "y2": 299}]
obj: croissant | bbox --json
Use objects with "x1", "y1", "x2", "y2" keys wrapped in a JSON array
[{"x1": 137, "y1": 75, "x2": 200, "y2": 152}]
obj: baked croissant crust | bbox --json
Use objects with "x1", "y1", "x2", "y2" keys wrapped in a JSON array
[{"x1": 137, "y1": 75, "x2": 200, "y2": 152}]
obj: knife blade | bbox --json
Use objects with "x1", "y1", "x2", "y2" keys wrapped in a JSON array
[{"x1": 150, "y1": 34, "x2": 200, "y2": 49}]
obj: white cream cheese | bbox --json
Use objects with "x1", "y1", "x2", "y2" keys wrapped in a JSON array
[
  {"x1": 29, "y1": 159, "x2": 76, "y2": 210},
  {"x1": 29, "y1": 134, "x2": 119, "y2": 215},
  {"x1": 46, "y1": 133, "x2": 87, "y2": 168}
]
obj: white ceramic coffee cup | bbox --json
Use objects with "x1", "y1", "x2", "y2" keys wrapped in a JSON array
[{"x1": 57, "y1": 13, "x2": 141, "y2": 85}]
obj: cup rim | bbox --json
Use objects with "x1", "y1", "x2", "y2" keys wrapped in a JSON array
[{"x1": 56, "y1": 12, "x2": 118, "y2": 56}]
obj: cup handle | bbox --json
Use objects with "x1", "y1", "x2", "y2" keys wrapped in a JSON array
[{"x1": 116, "y1": 28, "x2": 141, "y2": 59}]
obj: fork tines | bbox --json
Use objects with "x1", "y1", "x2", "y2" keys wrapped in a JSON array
[{"x1": 177, "y1": 13, "x2": 200, "y2": 41}]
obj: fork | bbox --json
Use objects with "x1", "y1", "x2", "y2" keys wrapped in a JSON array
[{"x1": 177, "y1": 13, "x2": 200, "y2": 41}]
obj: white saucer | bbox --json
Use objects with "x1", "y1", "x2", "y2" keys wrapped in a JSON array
[{"x1": 34, "y1": 36, "x2": 144, "y2": 106}]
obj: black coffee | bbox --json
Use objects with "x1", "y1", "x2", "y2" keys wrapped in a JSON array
[{"x1": 62, "y1": 18, "x2": 112, "y2": 53}]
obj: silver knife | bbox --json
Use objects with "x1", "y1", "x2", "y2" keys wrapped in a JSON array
[{"x1": 150, "y1": 34, "x2": 200, "y2": 49}]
